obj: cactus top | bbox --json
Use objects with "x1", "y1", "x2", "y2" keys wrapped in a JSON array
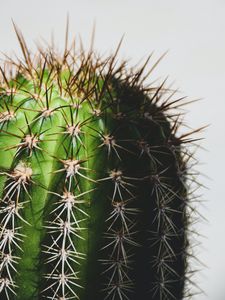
[{"x1": 0, "y1": 27, "x2": 202, "y2": 300}]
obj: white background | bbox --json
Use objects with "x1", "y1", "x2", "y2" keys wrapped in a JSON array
[{"x1": 0, "y1": 1, "x2": 224, "y2": 299}]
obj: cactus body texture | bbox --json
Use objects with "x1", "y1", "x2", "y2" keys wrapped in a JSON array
[{"x1": 0, "y1": 29, "x2": 200, "y2": 300}]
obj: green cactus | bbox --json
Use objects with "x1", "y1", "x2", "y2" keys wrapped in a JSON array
[{"x1": 0, "y1": 26, "x2": 201, "y2": 300}]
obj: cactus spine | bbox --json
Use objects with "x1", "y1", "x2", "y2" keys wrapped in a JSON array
[{"x1": 0, "y1": 26, "x2": 201, "y2": 300}]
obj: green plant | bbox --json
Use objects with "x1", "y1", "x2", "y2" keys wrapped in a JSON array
[{"x1": 0, "y1": 26, "x2": 202, "y2": 300}]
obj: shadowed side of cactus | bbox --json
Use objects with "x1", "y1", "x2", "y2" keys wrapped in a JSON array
[{"x1": 0, "y1": 26, "x2": 202, "y2": 300}]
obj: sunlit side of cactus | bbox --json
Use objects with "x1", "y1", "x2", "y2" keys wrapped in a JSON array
[{"x1": 0, "y1": 25, "x2": 202, "y2": 300}]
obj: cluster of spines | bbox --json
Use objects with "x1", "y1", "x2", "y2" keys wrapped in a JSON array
[
  {"x1": 40, "y1": 104, "x2": 95, "y2": 298},
  {"x1": 149, "y1": 169, "x2": 184, "y2": 299},
  {"x1": 42, "y1": 186, "x2": 86, "y2": 299},
  {"x1": 0, "y1": 162, "x2": 32, "y2": 299},
  {"x1": 0, "y1": 23, "x2": 203, "y2": 300},
  {"x1": 99, "y1": 168, "x2": 139, "y2": 300}
]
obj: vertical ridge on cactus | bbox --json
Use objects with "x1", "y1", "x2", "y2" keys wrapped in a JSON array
[{"x1": 0, "y1": 25, "x2": 203, "y2": 300}]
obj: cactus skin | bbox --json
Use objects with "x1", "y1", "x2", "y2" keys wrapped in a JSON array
[{"x1": 0, "y1": 28, "x2": 200, "y2": 300}]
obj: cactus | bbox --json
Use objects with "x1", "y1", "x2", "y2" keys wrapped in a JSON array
[{"x1": 0, "y1": 26, "x2": 202, "y2": 300}]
